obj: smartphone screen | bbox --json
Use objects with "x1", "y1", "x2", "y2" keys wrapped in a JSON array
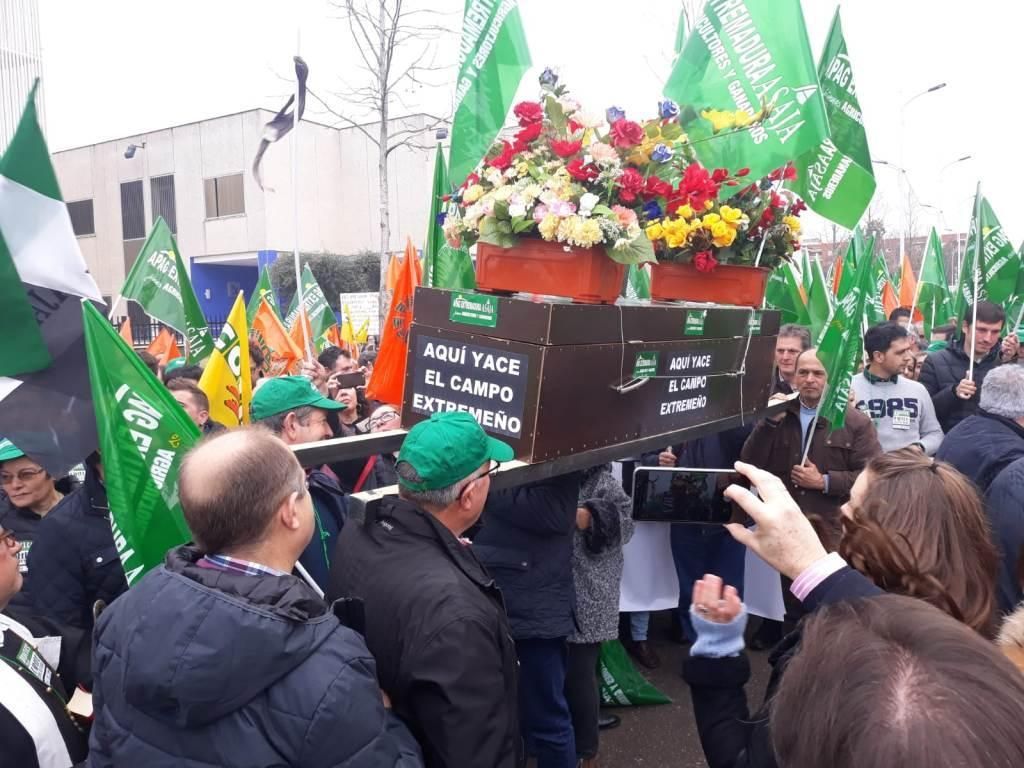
[{"x1": 631, "y1": 467, "x2": 735, "y2": 524}]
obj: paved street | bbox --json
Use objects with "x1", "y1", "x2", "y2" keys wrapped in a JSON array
[{"x1": 599, "y1": 612, "x2": 772, "y2": 767}]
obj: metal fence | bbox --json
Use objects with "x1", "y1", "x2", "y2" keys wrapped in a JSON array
[{"x1": 110, "y1": 316, "x2": 228, "y2": 348}]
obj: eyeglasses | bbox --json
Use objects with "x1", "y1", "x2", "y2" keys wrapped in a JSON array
[
  {"x1": 367, "y1": 411, "x2": 400, "y2": 430},
  {"x1": 457, "y1": 460, "x2": 502, "y2": 502},
  {"x1": 0, "y1": 468, "x2": 45, "y2": 485}
]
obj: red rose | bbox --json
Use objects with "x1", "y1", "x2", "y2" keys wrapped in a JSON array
[
  {"x1": 681, "y1": 163, "x2": 719, "y2": 209},
  {"x1": 770, "y1": 192, "x2": 786, "y2": 209},
  {"x1": 758, "y1": 208, "x2": 775, "y2": 229},
  {"x1": 736, "y1": 167, "x2": 751, "y2": 177},
  {"x1": 642, "y1": 175, "x2": 672, "y2": 200},
  {"x1": 568, "y1": 118, "x2": 583, "y2": 134},
  {"x1": 784, "y1": 165, "x2": 798, "y2": 180},
  {"x1": 487, "y1": 141, "x2": 515, "y2": 171},
  {"x1": 791, "y1": 199, "x2": 807, "y2": 215},
  {"x1": 711, "y1": 168, "x2": 730, "y2": 183},
  {"x1": 513, "y1": 101, "x2": 544, "y2": 126},
  {"x1": 694, "y1": 251, "x2": 719, "y2": 273},
  {"x1": 609, "y1": 119, "x2": 645, "y2": 148},
  {"x1": 550, "y1": 138, "x2": 583, "y2": 158},
  {"x1": 460, "y1": 172, "x2": 480, "y2": 190},
  {"x1": 566, "y1": 157, "x2": 599, "y2": 183},
  {"x1": 516, "y1": 122, "x2": 543, "y2": 144},
  {"x1": 617, "y1": 168, "x2": 645, "y2": 202}
]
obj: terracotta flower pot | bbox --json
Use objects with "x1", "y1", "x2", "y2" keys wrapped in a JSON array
[
  {"x1": 650, "y1": 262, "x2": 770, "y2": 306},
  {"x1": 475, "y1": 239, "x2": 626, "y2": 305}
]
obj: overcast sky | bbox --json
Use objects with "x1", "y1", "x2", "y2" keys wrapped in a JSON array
[{"x1": 37, "y1": 0, "x2": 1003, "y2": 243}]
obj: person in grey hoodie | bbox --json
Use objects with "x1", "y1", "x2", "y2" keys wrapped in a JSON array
[
  {"x1": 564, "y1": 464, "x2": 635, "y2": 767},
  {"x1": 853, "y1": 322, "x2": 944, "y2": 454}
]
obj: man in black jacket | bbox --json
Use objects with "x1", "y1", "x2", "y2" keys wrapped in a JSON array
[
  {"x1": 89, "y1": 427, "x2": 421, "y2": 767},
  {"x1": 253, "y1": 375, "x2": 349, "y2": 591},
  {"x1": 936, "y1": 364, "x2": 1024, "y2": 493},
  {"x1": 329, "y1": 412, "x2": 518, "y2": 768},
  {"x1": 919, "y1": 301, "x2": 1019, "y2": 432},
  {"x1": 474, "y1": 465, "x2": 582, "y2": 768},
  {"x1": 25, "y1": 454, "x2": 127, "y2": 630}
]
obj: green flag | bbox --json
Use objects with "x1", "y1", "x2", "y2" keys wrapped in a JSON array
[
  {"x1": 247, "y1": 267, "x2": 279, "y2": 324},
  {"x1": 865, "y1": 241, "x2": 891, "y2": 325},
  {"x1": 816, "y1": 239, "x2": 874, "y2": 430},
  {"x1": 807, "y1": 257, "x2": 833, "y2": 342},
  {"x1": 663, "y1": 0, "x2": 828, "y2": 183},
  {"x1": 427, "y1": 144, "x2": 477, "y2": 291},
  {"x1": 1007, "y1": 243, "x2": 1024, "y2": 333},
  {"x1": 0, "y1": 81, "x2": 103, "y2": 377},
  {"x1": 82, "y1": 300, "x2": 200, "y2": 586},
  {"x1": 787, "y1": 8, "x2": 875, "y2": 228},
  {"x1": 120, "y1": 217, "x2": 214, "y2": 363},
  {"x1": 624, "y1": 264, "x2": 652, "y2": 300},
  {"x1": 765, "y1": 261, "x2": 808, "y2": 325},
  {"x1": 954, "y1": 188, "x2": 1018, "y2": 320},
  {"x1": 448, "y1": 0, "x2": 531, "y2": 185},
  {"x1": 918, "y1": 228, "x2": 953, "y2": 336},
  {"x1": 284, "y1": 264, "x2": 335, "y2": 344},
  {"x1": 800, "y1": 251, "x2": 812, "y2": 295}
]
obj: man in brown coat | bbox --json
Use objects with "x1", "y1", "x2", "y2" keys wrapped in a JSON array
[{"x1": 741, "y1": 348, "x2": 881, "y2": 546}]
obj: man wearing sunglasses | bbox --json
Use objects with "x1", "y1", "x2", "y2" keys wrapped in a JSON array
[{"x1": 328, "y1": 412, "x2": 518, "y2": 768}]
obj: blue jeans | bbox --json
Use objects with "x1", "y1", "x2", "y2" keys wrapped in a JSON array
[
  {"x1": 629, "y1": 611, "x2": 650, "y2": 641},
  {"x1": 670, "y1": 524, "x2": 746, "y2": 643},
  {"x1": 516, "y1": 637, "x2": 576, "y2": 768}
]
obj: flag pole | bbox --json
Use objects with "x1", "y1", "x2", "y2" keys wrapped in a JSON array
[
  {"x1": 107, "y1": 294, "x2": 123, "y2": 322},
  {"x1": 291, "y1": 33, "x2": 312, "y2": 362},
  {"x1": 294, "y1": 561, "x2": 324, "y2": 598},
  {"x1": 909, "y1": 236, "x2": 927, "y2": 330},
  {"x1": 967, "y1": 182, "x2": 982, "y2": 381}
]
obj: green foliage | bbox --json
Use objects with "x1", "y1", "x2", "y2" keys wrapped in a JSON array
[{"x1": 270, "y1": 251, "x2": 381, "y2": 311}]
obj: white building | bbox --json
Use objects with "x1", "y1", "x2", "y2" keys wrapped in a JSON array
[
  {"x1": 1, "y1": 0, "x2": 45, "y2": 149},
  {"x1": 51, "y1": 108, "x2": 436, "y2": 318}
]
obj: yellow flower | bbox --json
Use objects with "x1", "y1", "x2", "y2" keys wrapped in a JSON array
[
  {"x1": 701, "y1": 213, "x2": 722, "y2": 227},
  {"x1": 645, "y1": 221, "x2": 664, "y2": 241},
  {"x1": 539, "y1": 214, "x2": 560, "y2": 241},
  {"x1": 463, "y1": 184, "x2": 484, "y2": 204},
  {"x1": 701, "y1": 108, "x2": 734, "y2": 133},
  {"x1": 783, "y1": 215, "x2": 802, "y2": 234},
  {"x1": 720, "y1": 205, "x2": 744, "y2": 226},
  {"x1": 704, "y1": 199, "x2": 715, "y2": 211},
  {"x1": 676, "y1": 204, "x2": 694, "y2": 220},
  {"x1": 516, "y1": 161, "x2": 531, "y2": 177},
  {"x1": 711, "y1": 222, "x2": 736, "y2": 248},
  {"x1": 570, "y1": 217, "x2": 603, "y2": 248},
  {"x1": 732, "y1": 110, "x2": 753, "y2": 128},
  {"x1": 556, "y1": 215, "x2": 577, "y2": 242}
]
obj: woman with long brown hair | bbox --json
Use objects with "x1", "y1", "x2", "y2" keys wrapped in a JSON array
[{"x1": 683, "y1": 451, "x2": 999, "y2": 768}]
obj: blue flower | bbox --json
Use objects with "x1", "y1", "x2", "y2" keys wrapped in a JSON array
[
  {"x1": 539, "y1": 68, "x2": 558, "y2": 88},
  {"x1": 651, "y1": 143, "x2": 673, "y2": 163},
  {"x1": 643, "y1": 200, "x2": 662, "y2": 220},
  {"x1": 435, "y1": 211, "x2": 447, "y2": 227},
  {"x1": 658, "y1": 100, "x2": 679, "y2": 120},
  {"x1": 606, "y1": 106, "x2": 626, "y2": 124}
]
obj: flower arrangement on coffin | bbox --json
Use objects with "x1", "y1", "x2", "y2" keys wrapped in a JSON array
[
  {"x1": 643, "y1": 165, "x2": 807, "y2": 274},
  {"x1": 443, "y1": 70, "x2": 765, "y2": 266}
]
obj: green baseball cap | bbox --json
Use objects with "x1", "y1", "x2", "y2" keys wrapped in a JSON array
[
  {"x1": 164, "y1": 358, "x2": 187, "y2": 374},
  {"x1": 398, "y1": 412, "x2": 514, "y2": 492},
  {"x1": 0, "y1": 438, "x2": 24, "y2": 463},
  {"x1": 251, "y1": 375, "x2": 346, "y2": 421}
]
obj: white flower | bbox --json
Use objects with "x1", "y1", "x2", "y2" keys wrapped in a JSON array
[
  {"x1": 493, "y1": 185, "x2": 514, "y2": 202},
  {"x1": 575, "y1": 110, "x2": 603, "y2": 129},
  {"x1": 463, "y1": 203, "x2": 485, "y2": 224},
  {"x1": 579, "y1": 192, "x2": 600, "y2": 216}
]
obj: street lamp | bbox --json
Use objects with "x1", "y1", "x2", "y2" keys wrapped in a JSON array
[{"x1": 124, "y1": 142, "x2": 146, "y2": 159}]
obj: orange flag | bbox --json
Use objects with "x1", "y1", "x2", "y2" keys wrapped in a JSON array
[
  {"x1": 367, "y1": 237, "x2": 420, "y2": 406},
  {"x1": 146, "y1": 328, "x2": 181, "y2": 365},
  {"x1": 119, "y1": 318, "x2": 133, "y2": 346},
  {"x1": 252, "y1": 298, "x2": 302, "y2": 376},
  {"x1": 288, "y1": 306, "x2": 315, "y2": 361},
  {"x1": 882, "y1": 281, "x2": 900, "y2": 320},
  {"x1": 830, "y1": 256, "x2": 844, "y2": 297},
  {"x1": 898, "y1": 253, "x2": 923, "y2": 322}
]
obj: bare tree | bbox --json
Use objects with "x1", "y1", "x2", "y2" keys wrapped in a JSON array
[{"x1": 312, "y1": 0, "x2": 452, "y2": 320}]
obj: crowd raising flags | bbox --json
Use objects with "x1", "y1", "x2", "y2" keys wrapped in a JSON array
[{"x1": 198, "y1": 292, "x2": 252, "y2": 428}]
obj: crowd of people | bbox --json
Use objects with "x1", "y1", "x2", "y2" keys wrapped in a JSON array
[{"x1": 2, "y1": 298, "x2": 1024, "y2": 767}]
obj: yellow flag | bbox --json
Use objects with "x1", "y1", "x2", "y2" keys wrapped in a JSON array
[
  {"x1": 341, "y1": 304, "x2": 356, "y2": 344},
  {"x1": 355, "y1": 318, "x2": 369, "y2": 344},
  {"x1": 199, "y1": 292, "x2": 252, "y2": 426}
]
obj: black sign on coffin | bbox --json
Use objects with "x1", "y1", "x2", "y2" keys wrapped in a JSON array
[{"x1": 408, "y1": 334, "x2": 530, "y2": 439}]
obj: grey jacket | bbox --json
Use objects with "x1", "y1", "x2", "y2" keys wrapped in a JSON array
[{"x1": 570, "y1": 465, "x2": 635, "y2": 644}]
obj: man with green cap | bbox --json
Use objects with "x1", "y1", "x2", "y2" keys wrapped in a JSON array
[
  {"x1": 328, "y1": 412, "x2": 521, "y2": 768},
  {"x1": 251, "y1": 376, "x2": 350, "y2": 591}
]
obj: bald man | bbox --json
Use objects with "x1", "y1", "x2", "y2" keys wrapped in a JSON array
[
  {"x1": 87, "y1": 428, "x2": 423, "y2": 768},
  {"x1": 741, "y1": 348, "x2": 881, "y2": 543}
]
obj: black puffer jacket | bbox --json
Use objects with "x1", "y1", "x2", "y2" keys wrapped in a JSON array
[
  {"x1": 935, "y1": 410, "x2": 1024, "y2": 494},
  {"x1": 88, "y1": 546, "x2": 423, "y2": 768},
  {"x1": 919, "y1": 336, "x2": 1004, "y2": 432},
  {"x1": 25, "y1": 468, "x2": 127, "y2": 630},
  {"x1": 301, "y1": 467, "x2": 349, "y2": 591},
  {"x1": 473, "y1": 473, "x2": 583, "y2": 640}
]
